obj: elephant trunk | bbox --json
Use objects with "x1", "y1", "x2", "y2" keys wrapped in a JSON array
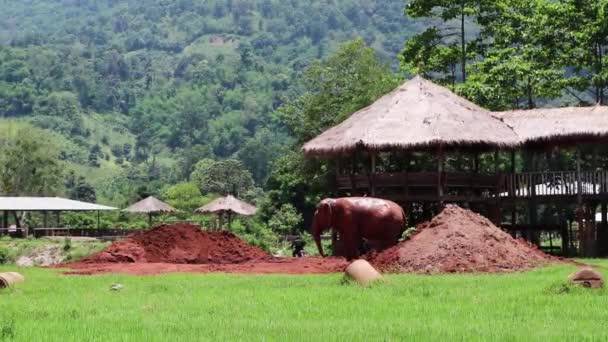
[{"x1": 312, "y1": 215, "x2": 325, "y2": 257}]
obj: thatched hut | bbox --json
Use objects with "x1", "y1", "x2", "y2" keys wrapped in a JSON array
[
  {"x1": 302, "y1": 75, "x2": 608, "y2": 257},
  {"x1": 195, "y1": 195, "x2": 256, "y2": 230},
  {"x1": 124, "y1": 196, "x2": 177, "y2": 227}
]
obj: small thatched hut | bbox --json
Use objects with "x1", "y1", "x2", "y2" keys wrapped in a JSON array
[
  {"x1": 124, "y1": 196, "x2": 177, "y2": 227},
  {"x1": 195, "y1": 195, "x2": 256, "y2": 229}
]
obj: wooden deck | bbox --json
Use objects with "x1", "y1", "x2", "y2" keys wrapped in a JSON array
[{"x1": 336, "y1": 170, "x2": 608, "y2": 202}]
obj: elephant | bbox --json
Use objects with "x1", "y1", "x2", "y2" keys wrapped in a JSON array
[{"x1": 311, "y1": 197, "x2": 406, "y2": 260}]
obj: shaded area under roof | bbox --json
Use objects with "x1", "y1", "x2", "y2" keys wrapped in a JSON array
[
  {"x1": 123, "y1": 196, "x2": 177, "y2": 214},
  {"x1": 495, "y1": 106, "x2": 608, "y2": 146},
  {"x1": 302, "y1": 76, "x2": 520, "y2": 156},
  {"x1": 195, "y1": 195, "x2": 257, "y2": 216},
  {"x1": 0, "y1": 197, "x2": 117, "y2": 211}
]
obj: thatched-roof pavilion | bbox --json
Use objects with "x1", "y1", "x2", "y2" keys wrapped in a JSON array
[
  {"x1": 302, "y1": 75, "x2": 608, "y2": 257},
  {"x1": 302, "y1": 76, "x2": 519, "y2": 157},
  {"x1": 195, "y1": 195, "x2": 256, "y2": 229},
  {"x1": 124, "y1": 196, "x2": 177, "y2": 227},
  {"x1": 495, "y1": 105, "x2": 608, "y2": 146}
]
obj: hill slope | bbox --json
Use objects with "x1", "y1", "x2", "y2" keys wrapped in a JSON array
[{"x1": 0, "y1": 0, "x2": 421, "y2": 201}]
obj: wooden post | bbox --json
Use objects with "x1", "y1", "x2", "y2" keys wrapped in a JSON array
[
  {"x1": 510, "y1": 151, "x2": 516, "y2": 173},
  {"x1": 2, "y1": 211, "x2": 7, "y2": 229},
  {"x1": 576, "y1": 150, "x2": 583, "y2": 206},
  {"x1": 601, "y1": 202, "x2": 608, "y2": 256},
  {"x1": 437, "y1": 145, "x2": 444, "y2": 203},
  {"x1": 370, "y1": 153, "x2": 377, "y2": 196}
]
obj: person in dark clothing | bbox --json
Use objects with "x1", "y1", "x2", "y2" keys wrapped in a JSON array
[{"x1": 291, "y1": 237, "x2": 306, "y2": 257}]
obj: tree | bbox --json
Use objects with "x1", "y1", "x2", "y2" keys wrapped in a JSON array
[
  {"x1": 65, "y1": 171, "x2": 97, "y2": 202},
  {"x1": 403, "y1": 0, "x2": 490, "y2": 82},
  {"x1": 558, "y1": 0, "x2": 608, "y2": 104},
  {"x1": 458, "y1": 0, "x2": 566, "y2": 109},
  {"x1": 190, "y1": 158, "x2": 255, "y2": 196},
  {"x1": 162, "y1": 181, "x2": 206, "y2": 212},
  {"x1": 267, "y1": 203, "x2": 303, "y2": 237},
  {"x1": 278, "y1": 38, "x2": 398, "y2": 143},
  {"x1": 0, "y1": 123, "x2": 63, "y2": 196}
]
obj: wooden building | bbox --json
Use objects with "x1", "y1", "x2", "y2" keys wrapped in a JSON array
[{"x1": 302, "y1": 76, "x2": 608, "y2": 257}]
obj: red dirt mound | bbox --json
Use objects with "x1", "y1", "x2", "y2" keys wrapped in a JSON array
[
  {"x1": 70, "y1": 223, "x2": 270, "y2": 265},
  {"x1": 370, "y1": 205, "x2": 559, "y2": 273}
]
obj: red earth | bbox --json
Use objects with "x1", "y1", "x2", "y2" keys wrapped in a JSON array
[
  {"x1": 58, "y1": 209, "x2": 567, "y2": 275},
  {"x1": 368, "y1": 204, "x2": 564, "y2": 273},
  {"x1": 57, "y1": 223, "x2": 349, "y2": 275}
]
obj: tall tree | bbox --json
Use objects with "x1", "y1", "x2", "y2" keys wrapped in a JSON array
[
  {"x1": 458, "y1": 0, "x2": 566, "y2": 109},
  {"x1": 403, "y1": 0, "x2": 489, "y2": 82},
  {"x1": 0, "y1": 123, "x2": 63, "y2": 196},
  {"x1": 559, "y1": 0, "x2": 608, "y2": 104},
  {"x1": 278, "y1": 38, "x2": 398, "y2": 143}
]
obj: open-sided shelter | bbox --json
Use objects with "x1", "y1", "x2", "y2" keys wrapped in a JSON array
[
  {"x1": 303, "y1": 76, "x2": 608, "y2": 257},
  {"x1": 123, "y1": 196, "x2": 177, "y2": 227},
  {"x1": 195, "y1": 195, "x2": 256, "y2": 230},
  {"x1": 0, "y1": 197, "x2": 117, "y2": 235}
]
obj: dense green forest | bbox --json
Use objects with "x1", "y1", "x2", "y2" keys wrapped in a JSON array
[
  {"x1": 0, "y1": 0, "x2": 420, "y2": 204},
  {"x1": 0, "y1": 0, "x2": 607, "y2": 247}
]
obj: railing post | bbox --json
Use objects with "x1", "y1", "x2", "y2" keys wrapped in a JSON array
[
  {"x1": 576, "y1": 150, "x2": 582, "y2": 205},
  {"x1": 369, "y1": 152, "x2": 377, "y2": 196},
  {"x1": 437, "y1": 145, "x2": 444, "y2": 203}
]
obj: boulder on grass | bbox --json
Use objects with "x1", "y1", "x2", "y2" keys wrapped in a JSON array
[
  {"x1": 568, "y1": 267, "x2": 604, "y2": 288},
  {"x1": 0, "y1": 272, "x2": 25, "y2": 288},
  {"x1": 345, "y1": 259, "x2": 383, "y2": 286}
]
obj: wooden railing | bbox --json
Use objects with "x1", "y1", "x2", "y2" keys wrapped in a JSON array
[
  {"x1": 336, "y1": 170, "x2": 608, "y2": 200},
  {"x1": 500, "y1": 171, "x2": 608, "y2": 198}
]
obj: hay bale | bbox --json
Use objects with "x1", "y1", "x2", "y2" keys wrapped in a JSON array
[
  {"x1": 345, "y1": 260, "x2": 383, "y2": 286},
  {"x1": 0, "y1": 272, "x2": 25, "y2": 288},
  {"x1": 568, "y1": 267, "x2": 603, "y2": 288}
]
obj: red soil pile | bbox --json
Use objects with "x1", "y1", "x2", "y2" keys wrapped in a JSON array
[
  {"x1": 370, "y1": 205, "x2": 558, "y2": 273},
  {"x1": 70, "y1": 223, "x2": 270, "y2": 265}
]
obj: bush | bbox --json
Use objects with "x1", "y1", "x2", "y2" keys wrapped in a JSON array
[
  {"x1": 267, "y1": 204, "x2": 303, "y2": 237},
  {"x1": 0, "y1": 246, "x2": 11, "y2": 264},
  {"x1": 63, "y1": 237, "x2": 72, "y2": 251}
]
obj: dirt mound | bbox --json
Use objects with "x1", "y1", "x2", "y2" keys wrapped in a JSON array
[
  {"x1": 68, "y1": 223, "x2": 270, "y2": 265},
  {"x1": 370, "y1": 205, "x2": 558, "y2": 273}
]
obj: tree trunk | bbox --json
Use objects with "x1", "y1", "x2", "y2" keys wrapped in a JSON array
[{"x1": 460, "y1": 7, "x2": 467, "y2": 82}]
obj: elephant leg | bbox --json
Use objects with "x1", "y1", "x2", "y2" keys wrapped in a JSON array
[
  {"x1": 342, "y1": 228, "x2": 360, "y2": 260},
  {"x1": 331, "y1": 230, "x2": 338, "y2": 256}
]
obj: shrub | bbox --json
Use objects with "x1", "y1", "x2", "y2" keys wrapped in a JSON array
[
  {"x1": 0, "y1": 246, "x2": 11, "y2": 264},
  {"x1": 63, "y1": 237, "x2": 72, "y2": 251}
]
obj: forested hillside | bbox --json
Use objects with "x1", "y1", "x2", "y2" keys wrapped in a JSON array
[{"x1": 0, "y1": 0, "x2": 421, "y2": 205}]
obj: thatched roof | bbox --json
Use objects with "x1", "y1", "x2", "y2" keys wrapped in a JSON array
[
  {"x1": 123, "y1": 196, "x2": 177, "y2": 214},
  {"x1": 195, "y1": 195, "x2": 257, "y2": 216},
  {"x1": 302, "y1": 76, "x2": 520, "y2": 156},
  {"x1": 495, "y1": 106, "x2": 608, "y2": 146}
]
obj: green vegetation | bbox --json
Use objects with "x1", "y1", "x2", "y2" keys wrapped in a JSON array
[
  {"x1": 0, "y1": 0, "x2": 418, "y2": 206},
  {"x1": 0, "y1": 237, "x2": 108, "y2": 265},
  {"x1": 0, "y1": 262, "x2": 607, "y2": 340},
  {"x1": 402, "y1": 0, "x2": 608, "y2": 109}
]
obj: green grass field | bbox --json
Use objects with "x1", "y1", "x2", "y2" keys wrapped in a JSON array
[{"x1": 1, "y1": 261, "x2": 607, "y2": 341}]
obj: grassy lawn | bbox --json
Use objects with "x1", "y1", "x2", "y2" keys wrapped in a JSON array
[{"x1": 1, "y1": 261, "x2": 607, "y2": 341}]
